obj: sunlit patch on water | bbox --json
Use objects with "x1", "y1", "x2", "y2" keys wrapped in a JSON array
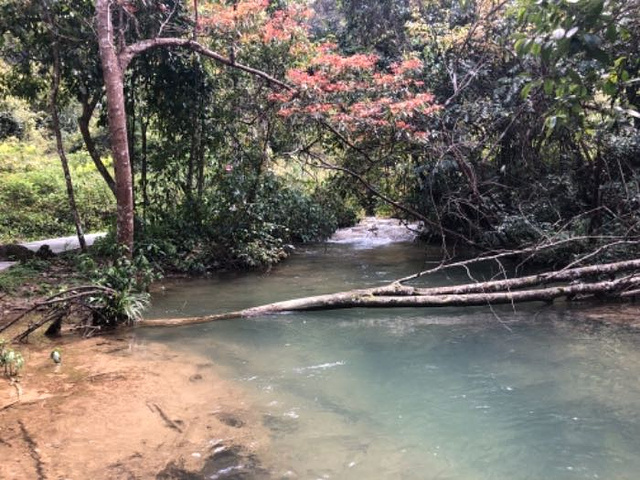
[
  {"x1": 143, "y1": 233, "x2": 640, "y2": 480},
  {"x1": 294, "y1": 361, "x2": 346, "y2": 374}
]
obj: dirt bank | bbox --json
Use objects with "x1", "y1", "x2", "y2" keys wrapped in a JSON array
[{"x1": 0, "y1": 335, "x2": 270, "y2": 479}]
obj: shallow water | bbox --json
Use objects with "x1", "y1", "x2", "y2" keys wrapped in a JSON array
[{"x1": 141, "y1": 238, "x2": 640, "y2": 480}]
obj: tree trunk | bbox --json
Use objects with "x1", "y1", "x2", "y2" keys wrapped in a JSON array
[
  {"x1": 79, "y1": 95, "x2": 117, "y2": 197},
  {"x1": 138, "y1": 258, "x2": 640, "y2": 328},
  {"x1": 95, "y1": 0, "x2": 135, "y2": 254},
  {"x1": 47, "y1": 6, "x2": 87, "y2": 252},
  {"x1": 94, "y1": 0, "x2": 291, "y2": 254},
  {"x1": 128, "y1": 71, "x2": 137, "y2": 204},
  {"x1": 141, "y1": 115, "x2": 149, "y2": 227}
]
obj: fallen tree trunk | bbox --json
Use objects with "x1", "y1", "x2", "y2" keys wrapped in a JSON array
[{"x1": 138, "y1": 258, "x2": 640, "y2": 328}]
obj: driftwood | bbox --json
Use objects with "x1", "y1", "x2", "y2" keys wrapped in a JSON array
[{"x1": 139, "y1": 258, "x2": 640, "y2": 328}]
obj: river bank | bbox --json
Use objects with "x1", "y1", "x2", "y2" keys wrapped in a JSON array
[{"x1": 0, "y1": 334, "x2": 271, "y2": 479}]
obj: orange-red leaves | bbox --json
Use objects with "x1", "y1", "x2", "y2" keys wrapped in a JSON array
[
  {"x1": 391, "y1": 58, "x2": 423, "y2": 75},
  {"x1": 389, "y1": 93, "x2": 437, "y2": 116},
  {"x1": 263, "y1": 4, "x2": 313, "y2": 43},
  {"x1": 199, "y1": 0, "x2": 268, "y2": 32},
  {"x1": 312, "y1": 53, "x2": 378, "y2": 73}
]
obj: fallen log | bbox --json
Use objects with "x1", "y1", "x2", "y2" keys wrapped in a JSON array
[
  {"x1": 372, "y1": 258, "x2": 640, "y2": 297},
  {"x1": 138, "y1": 258, "x2": 640, "y2": 328}
]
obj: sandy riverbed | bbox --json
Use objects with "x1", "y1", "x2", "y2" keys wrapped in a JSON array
[{"x1": 0, "y1": 334, "x2": 271, "y2": 479}]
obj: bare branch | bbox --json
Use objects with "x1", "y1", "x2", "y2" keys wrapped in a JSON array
[
  {"x1": 120, "y1": 38, "x2": 291, "y2": 90},
  {"x1": 393, "y1": 236, "x2": 640, "y2": 285}
]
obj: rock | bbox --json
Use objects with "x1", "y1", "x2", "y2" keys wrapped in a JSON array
[
  {"x1": 0, "y1": 244, "x2": 35, "y2": 261},
  {"x1": 156, "y1": 460, "x2": 202, "y2": 480},
  {"x1": 36, "y1": 244, "x2": 55, "y2": 259},
  {"x1": 201, "y1": 446, "x2": 270, "y2": 480},
  {"x1": 157, "y1": 446, "x2": 270, "y2": 480}
]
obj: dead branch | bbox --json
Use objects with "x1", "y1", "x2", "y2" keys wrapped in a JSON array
[
  {"x1": 139, "y1": 258, "x2": 640, "y2": 328},
  {"x1": 0, "y1": 286, "x2": 115, "y2": 336},
  {"x1": 3, "y1": 286, "x2": 118, "y2": 342},
  {"x1": 393, "y1": 236, "x2": 639, "y2": 285}
]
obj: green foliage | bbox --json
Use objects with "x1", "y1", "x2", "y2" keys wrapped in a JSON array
[
  {"x1": 0, "y1": 0, "x2": 636, "y2": 274},
  {"x1": 141, "y1": 171, "x2": 356, "y2": 272},
  {"x1": 86, "y1": 253, "x2": 158, "y2": 327},
  {"x1": 88, "y1": 288, "x2": 150, "y2": 327},
  {"x1": 0, "y1": 141, "x2": 114, "y2": 242},
  {"x1": 0, "y1": 338, "x2": 24, "y2": 378},
  {"x1": 514, "y1": 0, "x2": 639, "y2": 135},
  {"x1": 0, "y1": 93, "x2": 47, "y2": 144},
  {"x1": 96, "y1": 250, "x2": 159, "y2": 293}
]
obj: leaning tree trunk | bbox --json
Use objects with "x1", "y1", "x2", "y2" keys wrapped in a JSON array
[
  {"x1": 47, "y1": 4, "x2": 87, "y2": 252},
  {"x1": 95, "y1": 0, "x2": 135, "y2": 255},
  {"x1": 79, "y1": 95, "x2": 117, "y2": 197}
]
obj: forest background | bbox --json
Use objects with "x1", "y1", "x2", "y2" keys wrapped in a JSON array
[{"x1": 0, "y1": 0, "x2": 639, "y2": 276}]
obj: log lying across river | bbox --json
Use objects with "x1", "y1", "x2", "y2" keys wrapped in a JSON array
[{"x1": 139, "y1": 258, "x2": 640, "y2": 328}]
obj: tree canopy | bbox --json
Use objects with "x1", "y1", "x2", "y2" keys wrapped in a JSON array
[{"x1": 0, "y1": 0, "x2": 638, "y2": 270}]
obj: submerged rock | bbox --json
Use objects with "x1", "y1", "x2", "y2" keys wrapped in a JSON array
[
  {"x1": 262, "y1": 414, "x2": 299, "y2": 436},
  {"x1": 201, "y1": 446, "x2": 270, "y2": 480},
  {"x1": 157, "y1": 446, "x2": 270, "y2": 480},
  {"x1": 214, "y1": 412, "x2": 245, "y2": 428}
]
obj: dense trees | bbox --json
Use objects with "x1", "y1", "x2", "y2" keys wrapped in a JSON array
[{"x1": 0, "y1": 0, "x2": 638, "y2": 271}]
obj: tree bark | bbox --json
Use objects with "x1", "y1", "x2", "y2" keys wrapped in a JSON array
[
  {"x1": 138, "y1": 258, "x2": 640, "y2": 328},
  {"x1": 141, "y1": 114, "x2": 149, "y2": 226},
  {"x1": 96, "y1": 0, "x2": 135, "y2": 254},
  {"x1": 94, "y1": 0, "x2": 293, "y2": 254},
  {"x1": 47, "y1": 6, "x2": 87, "y2": 252},
  {"x1": 79, "y1": 94, "x2": 117, "y2": 197}
]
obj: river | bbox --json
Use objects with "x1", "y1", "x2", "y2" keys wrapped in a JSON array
[{"x1": 141, "y1": 220, "x2": 640, "y2": 480}]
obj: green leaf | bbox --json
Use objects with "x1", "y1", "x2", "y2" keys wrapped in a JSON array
[
  {"x1": 521, "y1": 82, "x2": 536, "y2": 99},
  {"x1": 514, "y1": 38, "x2": 527, "y2": 55},
  {"x1": 530, "y1": 41, "x2": 542, "y2": 56},
  {"x1": 544, "y1": 79, "x2": 555, "y2": 95},
  {"x1": 614, "y1": 56, "x2": 627, "y2": 68},
  {"x1": 544, "y1": 115, "x2": 558, "y2": 139}
]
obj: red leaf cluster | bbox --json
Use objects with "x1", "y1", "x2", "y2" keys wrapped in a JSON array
[{"x1": 271, "y1": 43, "x2": 439, "y2": 143}]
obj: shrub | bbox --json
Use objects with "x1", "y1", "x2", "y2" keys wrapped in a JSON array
[
  {"x1": 0, "y1": 339, "x2": 24, "y2": 377},
  {"x1": 0, "y1": 141, "x2": 114, "y2": 242}
]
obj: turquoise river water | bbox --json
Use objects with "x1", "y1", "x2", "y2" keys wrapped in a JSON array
[{"x1": 141, "y1": 239, "x2": 640, "y2": 480}]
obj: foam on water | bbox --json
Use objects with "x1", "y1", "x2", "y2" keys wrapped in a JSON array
[{"x1": 327, "y1": 217, "x2": 421, "y2": 247}]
